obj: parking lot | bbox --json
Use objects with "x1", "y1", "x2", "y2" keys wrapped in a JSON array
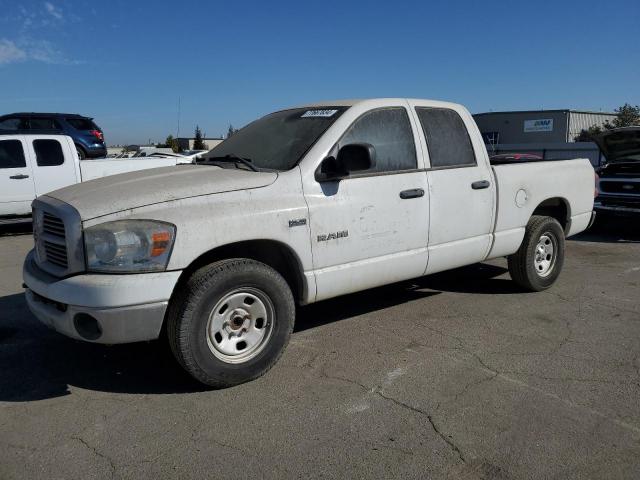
[{"x1": 1, "y1": 218, "x2": 639, "y2": 479}]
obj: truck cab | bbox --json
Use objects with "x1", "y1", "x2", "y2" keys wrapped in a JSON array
[
  {"x1": 0, "y1": 135, "x2": 80, "y2": 217},
  {"x1": 1, "y1": 134, "x2": 199, "y2": 220}
]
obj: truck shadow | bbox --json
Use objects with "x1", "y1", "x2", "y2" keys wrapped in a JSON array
[
  {"x1": 571, "y1": 216, "x2": 640, "y2": 244},
  {"x1": 0, "y1": 262, "x2": 510, "y2": 401},
  {"x1": 0, "y1": 221, "x2": 32, "y2": 237},
  {"x1": 296, "y1": 263, "x2": 515, "y2": 333},
  {"x1": 0, "y1": 292, "x2": 207, "y2": 401}
]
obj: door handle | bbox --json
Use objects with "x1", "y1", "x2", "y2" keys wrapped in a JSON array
[
  {"x1": 471, "y1": 180, "x2": 490, "y2": 190},
  {"x1": 9, "y1": 174, "x2": 29, "y2": 180},
  {"x1": 399, "y1": 188, "x2": 425, "y2": 199}
]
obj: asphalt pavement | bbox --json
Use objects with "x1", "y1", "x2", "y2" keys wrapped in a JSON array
[{"x1": 1, "y1": 218, "x2": 639, "y2": 479}]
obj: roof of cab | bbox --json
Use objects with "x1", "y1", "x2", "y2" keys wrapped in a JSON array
[
  {"x1": 293, "y1": 98, "x2": 463, "y2": 110},
  {"x1": 0, "y1": 112, "x2": 90, "y2": 119}
]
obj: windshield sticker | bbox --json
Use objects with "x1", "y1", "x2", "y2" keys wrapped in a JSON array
[{"x1": 301, "y1": 109, "x2": 338, "y2": 118}]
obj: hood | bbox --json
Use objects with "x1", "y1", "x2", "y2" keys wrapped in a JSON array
[
  {"x1": 46, "y1": 164, "x2": 277, "y2": 220},
  {"x1": 593, "y1": 127, "x2": 640, "y2": 163}
]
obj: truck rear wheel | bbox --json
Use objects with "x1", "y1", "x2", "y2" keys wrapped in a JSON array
[
  {"x1": 167, "y1": 259, "x2": 295, "y2": 387},
  {"x1": 508, "y1": 215, "x2": 565, "y2": 292}
]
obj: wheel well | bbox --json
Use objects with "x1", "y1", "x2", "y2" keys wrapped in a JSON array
[
  {"x1": 173, "y1": 240, "x2": 305, "y2": 304},
  {"x1": 532, "y1": 198, "x2": 571, "y2": 233}
]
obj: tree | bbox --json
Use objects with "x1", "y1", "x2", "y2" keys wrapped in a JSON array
[
  {"x1": 193, "y1": 125, "x2": 206, "y2": 150},
  {"x1": 575, "y1": 103, "x2": 640, "y2": 141},
  {"x1": 158, "y1": 134, "x2": 180, "y2": 153},
  {"x1": 607, "y1": 103, "x2": 640, "y2": 129},
  {"x1": 227, "y1": 124, "x2": 238, "y2": 138},
  {"x1": 574, "y1": 125, "x2": 603, "y2": 142}
]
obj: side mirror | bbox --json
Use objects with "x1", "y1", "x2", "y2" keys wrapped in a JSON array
[{"x1": 315, "y1": 143, "x2": 376, "y2": 182}]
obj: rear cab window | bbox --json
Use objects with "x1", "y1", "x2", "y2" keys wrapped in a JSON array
[
  {"x1": 0, "y1": 140, "x2": 26, "y2": 168},
  {"x1": 339, "y1": 107, "x2": 417, "y2": 174},
  {"x1": 33, "y1": 139, "x2": 65, "y2": 167},
  {"x1": 415, "y1": 108, "x2": 477, "y2": 169}
]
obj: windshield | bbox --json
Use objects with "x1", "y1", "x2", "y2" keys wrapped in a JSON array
[
  {"x1": 601, "y1": 129, "x2": 640, "y2": 162},
  {"x1": 201, "y1": 107, "x2": 348, "y2": 171}
]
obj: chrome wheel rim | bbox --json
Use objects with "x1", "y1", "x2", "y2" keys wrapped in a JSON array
[
  {"x1": 206, "y1": 287, "x2": 274, "y2": 364},
  {"x1": 534, "y1": 233, "x2": 557, "y2": 277}
]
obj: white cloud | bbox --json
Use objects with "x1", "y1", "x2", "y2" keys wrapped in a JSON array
[
  {"x1": 26, "y1": 39, "x2": 75, "y2": 64},
  {"x1": 0, "y1": 39, "x2": 26, "y2": 64},
  {"x1": 0, "y1": 37, "x2": 79, "y2": 66},
  {"x1": 44, "y1": 2, "x2": 63, "y2": 21}
]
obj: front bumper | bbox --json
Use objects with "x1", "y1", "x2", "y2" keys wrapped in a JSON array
[
  {"x1": 23, "y1": 251, "x2": 181, "y2": 344},
  {"x1": 594, "y1": 203, "x2": 640, "y2": 215},
  {"x1": 595, "y1": 197, "x2": 640, "y2": 215}
]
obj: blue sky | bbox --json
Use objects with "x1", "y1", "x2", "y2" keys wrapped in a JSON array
[{"x1": 0, "y1": 0, "x2": 638, "y2": 145}]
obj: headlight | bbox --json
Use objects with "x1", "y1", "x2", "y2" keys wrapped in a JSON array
[{"x1": 84, "y1": 220, "x2": 176, "y2": 273}]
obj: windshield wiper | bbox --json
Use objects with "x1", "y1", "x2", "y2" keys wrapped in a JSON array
[{"x1": 200, "y1": 154, "x2": 258, "y2": 172}]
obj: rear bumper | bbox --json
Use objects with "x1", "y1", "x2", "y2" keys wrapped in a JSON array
[
  {"x1": 23, "y1": 250, "x2": 181, "y2": 344},
  {"x1": 84, "y1": 144, "x2": 107, "y2": 158}
]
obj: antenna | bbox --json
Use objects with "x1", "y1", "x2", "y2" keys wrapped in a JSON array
[{"x1": 176, "y1": 96, "x2": 181, "y2": 138}]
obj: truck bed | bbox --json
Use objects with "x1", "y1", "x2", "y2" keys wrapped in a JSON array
[{"x1": 488, "y1": 158, "x2": 595, "y2": 259}]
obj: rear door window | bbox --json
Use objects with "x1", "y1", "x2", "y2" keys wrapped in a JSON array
[
  {"x1": 33, "y1": 139, "x2": 65, "y2": 166},
  {"x1": 0, "y1": 117, "x2": 27, "y2": 131},
  {"x1": 29, "y1": 117, "x2": 62, "y2": 130},
  {"x1": 415, "y1": 108, "x2": 477, "y2": 168},
  {"x1": 339, "y1": 107, "x2": 417, "y2": 173},
  {"x1": 0, "y1": 140, "x2": 26, "y2": 168},
  {"x1": 66, "y1": 118, "x2": 98, "y2": 130}
]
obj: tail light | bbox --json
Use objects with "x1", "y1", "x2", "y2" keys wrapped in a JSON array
[
  {"x1": 594, "y1": 171, "x2": 600, "y2": 198},
  {"x1": 90, "y1": 130, "x2": 104, "y2": 142}
]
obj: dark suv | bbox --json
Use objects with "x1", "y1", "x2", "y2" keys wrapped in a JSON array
[{"x1": 0, "y1": 112, "x2": 106, "y2": 159}]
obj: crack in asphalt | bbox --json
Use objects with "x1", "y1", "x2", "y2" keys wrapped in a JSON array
[
  {"x1": 318, "y1": 365, "x2": 469, "y2": 464},
  {"x1": 374, "y1": 390, "x2": 467, "y2": 464},
  {"x1": 496, "y1": 371, "x2": 637, "y2": 386},
  {"x1": 71, "y1": 435, "x2": 116, "y2": 479},
  {"x1": 451, "y1": 371, "x2": 500, "y2": 404}
]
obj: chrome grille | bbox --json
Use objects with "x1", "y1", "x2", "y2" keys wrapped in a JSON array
[{"x1": 600, "y1": 181, "x2": 640, "y2": 195}]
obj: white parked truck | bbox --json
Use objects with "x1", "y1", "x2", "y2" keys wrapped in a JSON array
[
  {"x1": 23, "y1": 99, "x2": 596, "y2": 387},
  {"x1": 0, "y1": 134, "x2": 193, "y2": 219}
]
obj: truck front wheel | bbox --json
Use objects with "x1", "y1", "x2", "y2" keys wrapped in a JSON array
[
  {"x1": 167, "y1": 259, "x2": 295, "y2": 387},
  {"x1": 508, "y1": 215, "x2": 565, "y2": 291}
]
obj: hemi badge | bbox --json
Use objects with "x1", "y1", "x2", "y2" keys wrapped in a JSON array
[{"x1": 289, "y1": 218, "x2": 307, "y2": 228}]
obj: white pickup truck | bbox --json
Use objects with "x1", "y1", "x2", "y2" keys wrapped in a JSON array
[
  {"x1": 23, "y1": 99, "x2": 596, "y2": 387},
  {"x1": 0, "y1": 134, "x2": 192, "y2": 219}
]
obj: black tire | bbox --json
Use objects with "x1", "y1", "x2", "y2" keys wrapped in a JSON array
[
  {"x1": 75, "y1": 145, "x2": 86, "y2": 160},
  {"x1": 508, "y1": 215, "x2": 565, "y2": 292},
  {"x1": 166, "y1": 259, "x2": 295, "y2": 387}
]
